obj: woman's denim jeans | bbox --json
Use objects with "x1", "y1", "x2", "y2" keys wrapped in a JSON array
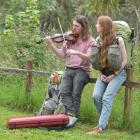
[{"x1": 93, "y1": 69, "x2": 127, "y2": 129}]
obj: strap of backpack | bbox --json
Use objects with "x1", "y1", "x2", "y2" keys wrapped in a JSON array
[{"x1": 114, "y1": 36, "x2": 120, "y2": 45}]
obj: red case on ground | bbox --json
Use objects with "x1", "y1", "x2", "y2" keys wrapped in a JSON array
[{"x1": 8, "y1": 114, "x2": 69, "y2": 129}]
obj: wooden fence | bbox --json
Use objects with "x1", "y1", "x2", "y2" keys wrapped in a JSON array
[{"x1": 0, "y1": 60, "x2": 140, "y2": 127}]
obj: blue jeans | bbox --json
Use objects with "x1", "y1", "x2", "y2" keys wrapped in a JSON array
[{"x1": 93, "y1": 69, "x2": 127, "y2": 129}]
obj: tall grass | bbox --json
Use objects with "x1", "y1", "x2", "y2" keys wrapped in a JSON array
[{"x1": 0, "y1": 74, "x2": 48, "y2": 112}]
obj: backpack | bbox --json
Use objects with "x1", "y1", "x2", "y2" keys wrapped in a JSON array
[
  {"x1": 90, "y1": 36, "x2": 122, "y2": 71},
  {"x1": 37, "y1": 71, "x2": 65, "y2": 116},
  {"x1": 113, "y1": 21, "x2": 131, "y2": 41},
  {"x1": 113, "y1": 21, "x2": 135, "y2": 67},
  {"x1": 90, "y1": 20, "x2": 134, "y2": 71}
]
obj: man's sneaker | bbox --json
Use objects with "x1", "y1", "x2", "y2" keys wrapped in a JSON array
[{"x1": 66, "y1": 116, "x2": 78, "y2": 128}]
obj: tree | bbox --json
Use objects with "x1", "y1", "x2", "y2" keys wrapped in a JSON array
[{"x1": 82, "y1": 0, "x2": 119, "y2": 17}]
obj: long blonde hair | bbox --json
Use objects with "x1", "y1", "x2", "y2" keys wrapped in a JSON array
[{"x1": 98, "y1": 16, "x2": 115, "y2": 68}]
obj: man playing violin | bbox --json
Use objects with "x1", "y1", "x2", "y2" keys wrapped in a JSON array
[{"x1": 44, "y1": 15, "x2": 95, "y2": 128}]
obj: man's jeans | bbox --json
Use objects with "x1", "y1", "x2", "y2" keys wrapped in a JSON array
[
  {"x1": 60, "y1": 67, "x2": 89, "y2": 117},
  {"x1": 93, "y1": 69, "x2": 127, "y2": 129}
]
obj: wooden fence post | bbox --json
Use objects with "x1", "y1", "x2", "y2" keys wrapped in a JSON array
[
  {"x1": 25, "y1": 60, "x2": 32, "y2": 95},
  {"x1": 123, "y1": 68, "x2": 133, "y2": 127}
]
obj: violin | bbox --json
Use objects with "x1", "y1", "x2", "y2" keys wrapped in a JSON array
[{"x1": 37, "y1": 31, "x2": 79, "y2": 44}]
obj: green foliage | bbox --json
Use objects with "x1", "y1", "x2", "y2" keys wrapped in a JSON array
[
  {"x1": 5, "y1": 15, "x2": 15, "y2": 28},
  {"x1": 0, "y1": 0, "x2": 139, "y2": 70},
  {"x1": 81, "y1": 0, "x2": 119, "y2": 16},
  {"x1": 0, "y1": 0, "x2": 66, "y2": 70},
  {"x1": 13, "y1": 1, "x2": 41, "y2": 68},
  {"x1": 3, "y1": 0, "x2": 46, "y2": 68}
]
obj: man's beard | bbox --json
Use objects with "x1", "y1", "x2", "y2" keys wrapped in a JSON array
[{"x1": 72, "y1": 29, "x2": 79, "y2": 36}]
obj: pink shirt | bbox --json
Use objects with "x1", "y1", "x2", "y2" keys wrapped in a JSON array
[{"x1": 59, "y1": 36, "x2": 95, "y2": 75}]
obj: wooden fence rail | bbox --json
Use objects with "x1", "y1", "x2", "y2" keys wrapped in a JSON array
[
  {"x1": 0, "y1": 61, "x2": 140, "y2": 127},
  {"x1": 0, "y1": 67, "x2": 51, "y2": 76}
]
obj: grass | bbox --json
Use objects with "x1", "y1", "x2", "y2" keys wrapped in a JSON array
[
  {"x1": 0, "y1": 72, "x2": 140, "y2": 139},
  {"x1": 0, "y1": 74, "x2": 48, "y2": 112},
  {"x1": 0, "y1": 106, "x2": 140, "y2": 140}
]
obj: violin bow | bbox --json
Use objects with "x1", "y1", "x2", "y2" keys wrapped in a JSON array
[
  {"x1": 57, "y1": 17, "x2": 69, "y2": 55},
  {"x1": 57, "y1": 17, "x2": 66, "y2": 44}
]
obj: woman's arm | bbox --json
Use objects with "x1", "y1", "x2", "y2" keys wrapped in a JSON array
[{"x1": 114, "y1": 37, "x2": 127, "y2": 75}]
